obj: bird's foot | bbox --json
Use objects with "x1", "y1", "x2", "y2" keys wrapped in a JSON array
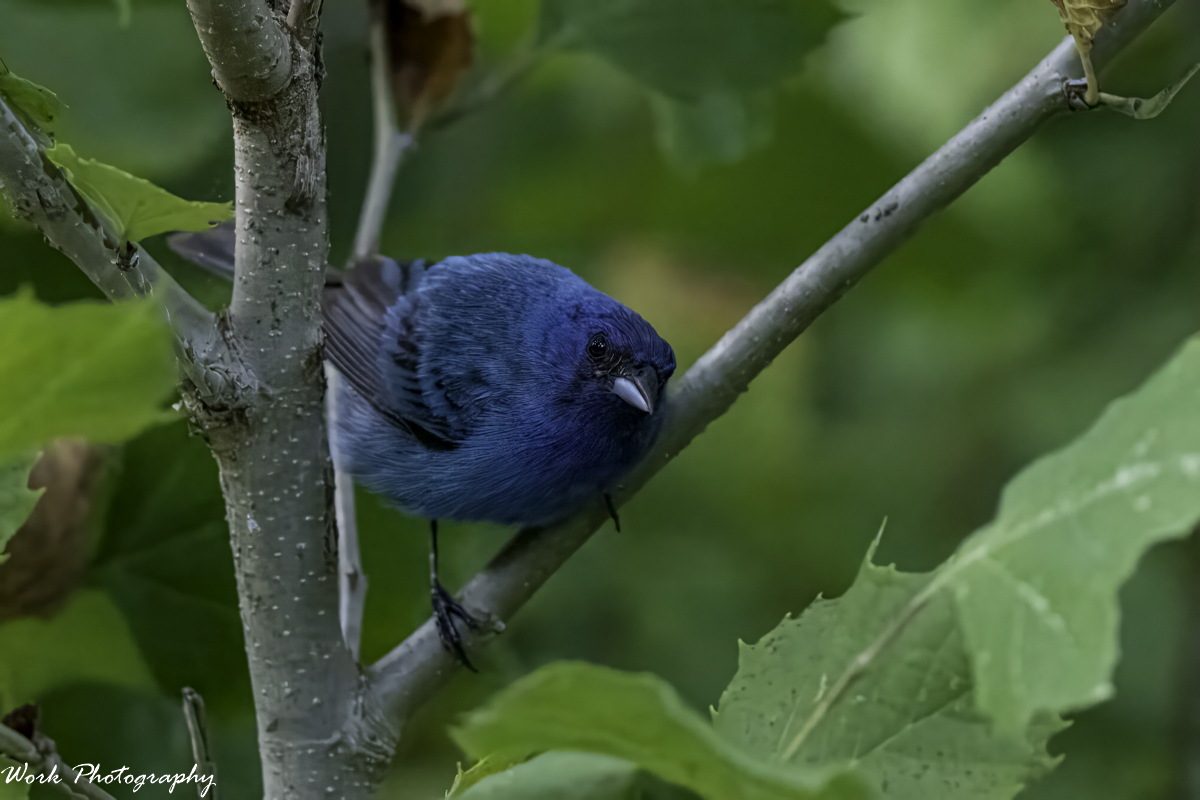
[
  {"x1": 432, "y1": 580, "x2": 481, "y2": 672},
  {"x1": 603, "y1": 492, "x2": 621, "y2": 532}
]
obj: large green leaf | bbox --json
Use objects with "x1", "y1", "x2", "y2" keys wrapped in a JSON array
[
  {"x1": 0, "y1": 757, "x2": 29, "y2": 800},
  {"x1": 649, "y1": 91, "x2": 773, "y2": 171},
  {"x1": 0, "y1": 456, "x2": 41, "y2": 566},
  {"x1": 939, "y1": 335, "x2": 1200, "y2": 732},
  {"x1": 0, "y1": 589, "x2": 155, "y2": 705},
  {"x1": 540, "y1": 0, "x2": 840, "y2": 99},
  {"x1": 0, "y1": 292, "x2": 176, "y2": 461},
  {"x1": 91, "y1": 421, "x2": 248, "y2": 714},
  {"x1": 36, "y1": 683, "x2": 262, "y2": 800},
  {"x1": 452, "y1": 662, "x2": 866, "y2": 800},
  {"x1": 539, "y1": 0, "x2": 842, "y2": 168},
  {"x1": 714, "y1": 544, "x2": 1062, "y2": 800},
  {"x1": 0, "y1": 61, "x2": 65, "y2": 136},
  {"x1": 45, "y1": 143, "x2": 231, "y2": 243},
  {"x1": 0, "y1": 1, "x2": 230, "y2": 178}
]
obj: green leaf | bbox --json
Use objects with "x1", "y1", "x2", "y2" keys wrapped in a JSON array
[
  {"x1": 540, "y1": 0, "x2": 841, "y2": 99},
  {"x1": 452, "y1": 662, "x2": 867, "y2": 800},
  {"x1": 715, "y1": 542, "x2": 1062, "y2": 800},
  {"x1": 35, "y1": 683, "x2": 260, "y2": 800},
  {"x1": 44, "y1": 143, "x2": 231, "y2": 242},
  {"x1": 0, "y1": 291, "x2": 177, "y2": 461},
  {"x1": 0, "y1": 589, "x2": 156, "y2": 705},
  {"x1": 0, "y1": 757, "x2": 30, "y2": 800},
  {"x1": 0, "y1": 456, "x2": 41, "y2": 566},
  {"x1": 941, "y1": 335, "x2": 1200, "y2": 732},
  {"x1": 453, "y1": 752, "x2": 644, "y2": 800},
  {"x1": 649, "y1": 91, "x2": 773, "y2": 171},
  {"x1": 91, "y1": 421, "x2": 248, "y2": 714},
  {"x1": 448, "y1": 754, "x2": 533, "y2": 798},
  {"x1": 539, "y1": 0, "x2": 842, "y2": 170},
  {"x1": 0, "y1": 61, "x2": 66, "y2": 136},
  {"x1": 0, "y1": 2, "x2": 230, "y2": 177}
]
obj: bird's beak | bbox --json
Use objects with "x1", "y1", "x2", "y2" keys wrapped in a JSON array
[{"x1": 612, "y1": 366, "x2": 658, "y2": 414}]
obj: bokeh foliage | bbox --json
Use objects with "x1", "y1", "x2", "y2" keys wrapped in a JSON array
[{"x1": 1, "y1": 0, "x2": 1199, "y2": 798}]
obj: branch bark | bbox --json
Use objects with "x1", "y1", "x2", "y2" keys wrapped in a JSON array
[
  {"x1": 366, "y1": 0, "x2": 1180, "y2": 725},
  {"x1": 182, "y1": 3, "x2": 394, "y2": 798}
]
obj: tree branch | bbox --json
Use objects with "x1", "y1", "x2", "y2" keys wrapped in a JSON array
[
  {"x1": 185, "y1": 0, "x2": 292, "y2": 102},
  {"x1": 182, "y1": 4, "x2": 395, "y2": 799},
  {"x1": 328, "y1": 364, "x2": 367, "y2": 661},
  {"x1": 352, "y1": 2, "x2": 413, "y2": 261},
  {"x1": 366, "y1": 0, "x2": 1179, "y2": 724},
  {"x1": 0, "y1": 722, "x2": 119, "y2": 800},
  {"x1": 181, "y1": 688, "x2": 218, "y2": 800},
  {"x1": 0, "y1": 95, "x2": 230, "y2": 401}
]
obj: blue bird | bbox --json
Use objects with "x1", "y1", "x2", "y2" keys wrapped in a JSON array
[
  {"x1": 322, "y1": 253, "x2": 675, "y2": 665},
  {"x1": 170, "y1": 232, "x2": 676, "y2": 666}
]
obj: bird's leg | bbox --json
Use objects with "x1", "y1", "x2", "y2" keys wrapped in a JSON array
[
  {"x1": 429, "y1": 519, "x2": 481, "y2": 671},
  {"x1": 603, "y1": 492, "x2": 621, "y2": 532}
]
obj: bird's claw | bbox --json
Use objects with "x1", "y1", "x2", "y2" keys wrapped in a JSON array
[{"x1": 432, "y1": 580, "x2": 481, "y2": 672}]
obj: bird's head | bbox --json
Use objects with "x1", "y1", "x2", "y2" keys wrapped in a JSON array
[{"x1": 546, "y1": 293, "x2": 675, "y2": 423}]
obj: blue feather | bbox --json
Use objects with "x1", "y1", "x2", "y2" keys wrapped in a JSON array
[{"x1": 329, "y1": 252, "x2": 675, "y2": 526}]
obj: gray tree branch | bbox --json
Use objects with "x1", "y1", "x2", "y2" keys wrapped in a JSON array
[
  {"x1": 352, "y1": 3, "x2": 413, "y2": 261},
  {"x1": 181, "y1": 3, "x2": 394, "y2": 798},
  {"x1": 0, "y1": 95, "x2": 229, "y2": 401},
  {"x1": 366, "y1": 0, "x2": 1180, "y2": 725}
]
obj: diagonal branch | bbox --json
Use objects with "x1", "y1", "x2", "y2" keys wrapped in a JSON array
[
  {"x1": 0, "y1": 95, "x2": 230, "y2": 401},
  {"x1": 366, "y1": 0, "x2": 1180, "y2": 724}
]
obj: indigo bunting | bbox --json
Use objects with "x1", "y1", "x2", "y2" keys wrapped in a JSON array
[{"x1": 171, "y1": 232, "x2": 676, "y2": 666}]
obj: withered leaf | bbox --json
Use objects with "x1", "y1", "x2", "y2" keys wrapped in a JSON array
[
  {"x1": 378, "y1": 0, "x2": 473, "y2": 130},
  {"x1": 1, "y1": 703, "x2": 37, "y2": 740},
  {"x1": 0, "y1": 439, "x2": 106, "y2": 623},
  {"x1": 1050, "y1": 0, "x2": 1127, "y2": 49}
]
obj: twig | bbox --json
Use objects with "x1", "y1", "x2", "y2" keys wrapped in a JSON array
[
  {"x1": 0, "y1": 95, "x2": 229, "y2": 402},
  {"x1": 327, "y1": 364, "x2": 367, "y2": 660},
  {"x1": 366, "y1": 0, "x2": 1181, "y2": 725},
  {"x1": 182, "y1": 688, "x2": 218, "y2": 800},
  {"x1": 0, "y1": 722, "x2": 119, "y2": 800},
  {"x1": 352, "y1": 3, "x2": 414, "y2": 260}
]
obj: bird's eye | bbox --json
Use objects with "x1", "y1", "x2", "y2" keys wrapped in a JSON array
[{"x1": 587, "y1": 332, "x2": 609, "y2": 360}]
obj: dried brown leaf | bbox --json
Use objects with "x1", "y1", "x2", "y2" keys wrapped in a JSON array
[
  {"x1": 1050, "y1": 0, "x2": 1127, "y2": 48},
  {"x1": 0, "y1": 439, "x2": 107, "y2": 622},
  {"x1": 379, "y1": 0, "x2": 473, "y2": 130}
]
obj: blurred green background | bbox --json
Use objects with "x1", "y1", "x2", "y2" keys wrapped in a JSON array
[{"x1": 2, "y1": 0, "x2": 1199, "y2": 797}]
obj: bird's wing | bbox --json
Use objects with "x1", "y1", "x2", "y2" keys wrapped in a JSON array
[
  {"x1": 168, "y1": 223, "x2": 237, "y2": 279},
  {"x1": 322, "y1": 258, "x2": 460, "y2": 450}
]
